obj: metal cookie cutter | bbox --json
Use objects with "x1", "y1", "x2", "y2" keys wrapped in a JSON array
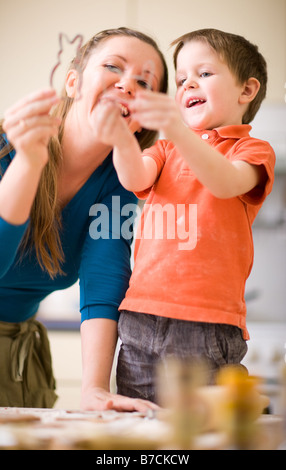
[{"x1": 49, "y1": 32, "x2": 84, "y2": 98}]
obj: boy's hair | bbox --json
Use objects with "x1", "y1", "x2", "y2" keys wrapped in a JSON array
[{"x1": 171, "y1": 29, "x2": 267, "y2": 124}]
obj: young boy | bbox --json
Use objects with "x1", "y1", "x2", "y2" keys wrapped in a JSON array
[{"x1": 96, "y1": 29, "x2": 276, "y2": 402}]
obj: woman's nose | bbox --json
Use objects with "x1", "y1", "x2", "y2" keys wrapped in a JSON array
[{"x1": 115, "y1": 75, "x2": 136, "y2": 96}]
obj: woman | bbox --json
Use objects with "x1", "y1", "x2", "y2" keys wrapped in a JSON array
[{"x1": 0, "y1": 27, "x2": 168, "y2": 411}]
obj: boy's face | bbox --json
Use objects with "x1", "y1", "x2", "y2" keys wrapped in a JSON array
[{"x1": 175, "y1": 40, "x2": 247, "y2": 130}]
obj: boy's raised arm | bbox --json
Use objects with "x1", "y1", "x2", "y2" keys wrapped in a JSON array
[
  {"x1": 113, "y1": 136, "x2": 158, "y2": 193},
  {"x1": 93, "y1": 99, "x2": 158, "y2": 193},
  {"x1": 130, "y1": 90, "x2": 266, "y2": 199}
]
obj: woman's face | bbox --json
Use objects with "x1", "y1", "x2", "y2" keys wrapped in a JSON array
[{"x1": 66, "y1": 35, "x2": 164, "y2": 137}]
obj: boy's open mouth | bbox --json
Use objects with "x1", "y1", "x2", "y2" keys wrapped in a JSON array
[{"x1": 186, "y1": 98, "x2": 206, "y2": 108}]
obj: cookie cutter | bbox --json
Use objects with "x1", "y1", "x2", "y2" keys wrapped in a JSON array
[
  {"x1": 49, "y1": 32, "x2": 157, "y2": 108},
  {"x1": 49, "y1": 32, "x2": 84, "y2": 99}
]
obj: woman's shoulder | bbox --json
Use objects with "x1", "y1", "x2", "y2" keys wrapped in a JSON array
[
  {"x1": 0, "y1": 134, "x2": 15, "y2": 176},
  {"x1": 0, "y1": 134, "x2": 15, "y2": 159}
]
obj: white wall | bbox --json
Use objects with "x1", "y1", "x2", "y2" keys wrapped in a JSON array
[
  {"x1": 1, "y1": 0, "x2": 286, "y2": 321},
  {"x1": 1, "y1": 0, "x2": 285, "y2": 408},
  {"x1": 0, "y1": 0, "x2": 285, "y2": 115}
]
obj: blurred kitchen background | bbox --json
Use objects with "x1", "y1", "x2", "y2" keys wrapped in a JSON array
[{"x1": 0, "y1": 0, "x2": 285, "y2": 411}]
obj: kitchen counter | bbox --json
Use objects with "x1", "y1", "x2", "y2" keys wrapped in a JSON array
[
  {"x1": 0, "y1": 408, "x2": 171, "y2": 451},
  {"x1": 0, "y1": 407, "x2": 284, "y2": 450}
]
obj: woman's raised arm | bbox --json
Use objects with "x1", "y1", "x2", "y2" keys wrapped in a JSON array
[{"x1": 0, "y1": 89, "x2": 60, "y2": 225}]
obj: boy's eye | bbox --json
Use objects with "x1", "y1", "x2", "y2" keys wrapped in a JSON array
[{"x1": 201, "y1": 72, "x2": 212, "y2": 78}]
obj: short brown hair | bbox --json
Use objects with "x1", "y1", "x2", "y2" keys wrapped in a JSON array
[{"x1": 171, "y1": 29, "x2": 267, "y2": 124}]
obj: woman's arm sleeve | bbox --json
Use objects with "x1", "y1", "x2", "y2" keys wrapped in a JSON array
[
  {"x1": 0, "y1": 136, "x2": 29, "y2": 278},
  {"x1": 0, "y1": 217, "x2": 29, "y2": 278},
  {"x1": 79, "y1": 184, "x2": 138, "y2": 322}
]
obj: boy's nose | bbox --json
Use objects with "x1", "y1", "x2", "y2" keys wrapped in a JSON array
[{"x1": 183, "y1": 77, "x2": 198, "y2": 90}]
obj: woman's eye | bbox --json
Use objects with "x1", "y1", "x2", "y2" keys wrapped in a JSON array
[
  {"x1": 104, "y1": 64, "x2": 122, "y2": 74},
  {"x1": 137, "y1": 79, "x2": 152, "y2": 90},
  {"x1": 176, "y1": 78, "x2": 186, "y2": 87}
]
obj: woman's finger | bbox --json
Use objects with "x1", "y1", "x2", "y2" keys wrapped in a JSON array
[
  {"x1": 4, "y1": 88, "x2": 58, "y2": 117},
  {"x1": 4, "y1": 115, "x2": 60, "y2": 142},
  {"x1": 109, "y1": 394, "x2": 160, "y2": 413},
  {"x1": 9, "y1": 124, "x2": 60, "y2": 149},
  {"x1": 18, "y1": 115, "x2": 61, "y2": 134},
  {"x1": 3, "y1": 91, "x2": 60, "y2": 131}
]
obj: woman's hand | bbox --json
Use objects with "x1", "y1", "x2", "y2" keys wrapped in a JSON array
[
  {"x1": 80, "y1": 319, "x2": 159, "y2": 415},
  {"x1": 81, "y1": 386, "x2": 159, "y2": 414},
  {"x1": 2, "y1": 88, "x2": 61, "y2": 169},
  {"x1": 93, "y1": 98, "x2": 137, "y2": 149},
  {"x1": 0, "y1": 89, "x2": 61, "y2": 225}
]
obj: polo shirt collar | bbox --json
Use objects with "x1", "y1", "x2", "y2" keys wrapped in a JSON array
[
  {"x1": 215, "y1": 125, "x2": 252, "y2": 139},
  {"x1": 194, "y1": 125, "x2": 252, "y2": 140}
]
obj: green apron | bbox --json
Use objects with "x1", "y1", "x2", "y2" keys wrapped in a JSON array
[{"x1": 0, "y1": 318, "x2": 57, "y2": 408}]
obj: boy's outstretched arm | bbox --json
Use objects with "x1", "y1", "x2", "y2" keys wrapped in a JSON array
[
  {"x1": 113, "y1": 132, "x2": 158, "y2": 193},
  {"x1": 130, "y1": 91, "x2": 266, "y2": 199},
  {"x1": 93, "y1": 99, "x2": 158, "y2": 192}
]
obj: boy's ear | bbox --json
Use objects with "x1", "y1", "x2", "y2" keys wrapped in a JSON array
[
  {"x1": 240, "y1": 77, "x2": 261, "y2": 104},
  {"x1": 65, "y1": 69, "x2": 79, "y2": 98}
]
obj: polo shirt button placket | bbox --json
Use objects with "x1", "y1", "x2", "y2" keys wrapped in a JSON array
[{"x1": 201, "y1": 133, "x2": 209, "y2": 140}]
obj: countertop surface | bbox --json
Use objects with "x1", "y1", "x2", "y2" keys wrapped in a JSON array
[{"x1": 0, "y1": 407, "x2": 285, "y2": 450}]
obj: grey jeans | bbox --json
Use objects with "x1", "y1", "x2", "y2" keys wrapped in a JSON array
[{"x1": 116, "y1": 311, "x2": 248, "y2": 404}]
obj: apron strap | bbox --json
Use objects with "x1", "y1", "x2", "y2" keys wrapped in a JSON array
[{"x1": 0, "y1": 318, "x2": 57, "y2": 408}]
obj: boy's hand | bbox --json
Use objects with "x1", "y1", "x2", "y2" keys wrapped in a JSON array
[{"x1": 129, "y1": 90, "x2": 183, "y2": 138}]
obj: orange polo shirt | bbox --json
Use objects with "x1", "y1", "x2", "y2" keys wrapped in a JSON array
[{"x1": 119, "y1": 125, "x2": 276, "y2": 340}]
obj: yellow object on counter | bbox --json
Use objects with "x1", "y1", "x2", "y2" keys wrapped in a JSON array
[{"x1": 214, "y1": 367, "x2": 270, "y2": 448}]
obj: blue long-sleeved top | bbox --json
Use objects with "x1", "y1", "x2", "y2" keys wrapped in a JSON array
[{"x1": 0, "y1": 135, "x2": 137, "y2": 323}]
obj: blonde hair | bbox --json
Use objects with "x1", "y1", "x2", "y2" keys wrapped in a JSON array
[
  {"x1": 0, "y1": 27, "x2": 168, "y2": 278},
  {"x1": 171, "y1": 28, "x2": 267, "y2": 124}
]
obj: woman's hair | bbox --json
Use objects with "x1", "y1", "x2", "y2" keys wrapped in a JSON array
[
  {"x1": 0, "y1": 27, "x2": 168, "y2": 278},
  {"x1": 171, "y1": 28, "x2": 267, "y2": 125}
]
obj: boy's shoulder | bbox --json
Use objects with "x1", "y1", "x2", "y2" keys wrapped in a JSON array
[
  {"x1": 214, "y1": 125, "x2": 275, "y2": 157},
  {"x1": 234, "y1": 130, "x2": 275, "y2": 156},
  {"x1": 151, "y1": 138, "x2": 175, "y2": 151},
  {"x1": 143, "y1": 138, "x2": 177, "y2": 161}
]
